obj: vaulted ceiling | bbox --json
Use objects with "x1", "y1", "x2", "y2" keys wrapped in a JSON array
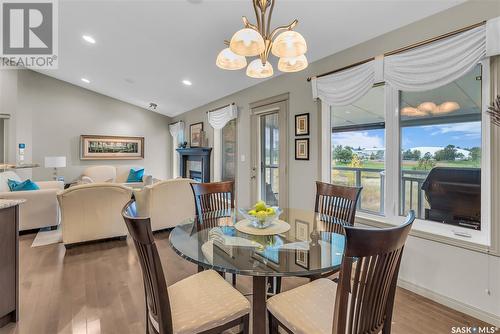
[{"x1": 37, "y1": 0, "x2": 463, "y2": 117}]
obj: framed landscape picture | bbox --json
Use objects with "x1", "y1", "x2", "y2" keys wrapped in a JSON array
[
  {"x1": 295, "y1": 138, "x2": 309, "y2": 160},
  {"x1": 80, "y1": 135, "x2": 144, "y2": 160},
  {"x1": 295, "y1": 113, "x2": 309, "y2": 136},
  {"x1": 190, "y1": 122, "x2": 204, "y2": 147}
]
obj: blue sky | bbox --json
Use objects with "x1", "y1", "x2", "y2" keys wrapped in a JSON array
[{"x1": 332, "y1": 121, "x2": 481, "y2": 150}]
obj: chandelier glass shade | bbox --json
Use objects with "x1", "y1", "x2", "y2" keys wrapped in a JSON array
[
  {"x1": 216, "y1": 48, "x2": 248, "y2": 70},
  {"x1": 217, "y1": 0, "x2": 308, "y2": 78},
  {"x1": 247, "y1": 59, "x2": 274, "y2": 78},
  {"x1": 271, "y1": 30, "x2": 307, "y2": 58},
  {"x1": 229, "y1": 28, "x2": 266, "y2": 56},
  {"x1": 400, "y1": 101, "x2": 461, "y2": 117},
  {"x1": 278, "y1": 54, "x2": 308, "y2": 72}
]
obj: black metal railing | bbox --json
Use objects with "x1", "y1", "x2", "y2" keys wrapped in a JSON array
[{"x1": 332, "y1": 166, "x2": 429, "y2": 218}]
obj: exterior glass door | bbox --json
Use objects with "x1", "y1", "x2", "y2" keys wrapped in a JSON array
[{"x1": 260, "y1": 112, "x2": 279, "y2": 206}]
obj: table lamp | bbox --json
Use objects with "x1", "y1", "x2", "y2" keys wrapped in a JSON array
[{"x1": 44, "y1": 156, "x2": 66, "y2": 181}]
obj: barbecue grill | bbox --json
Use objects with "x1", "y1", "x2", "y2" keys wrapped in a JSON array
[{"x1": 421, "y1": 167, "x2": 481, "y2": 230}]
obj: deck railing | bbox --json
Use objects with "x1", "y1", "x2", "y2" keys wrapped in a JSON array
[{"x1": 332, "y1": 166, "x2": 429, "y2": 217}]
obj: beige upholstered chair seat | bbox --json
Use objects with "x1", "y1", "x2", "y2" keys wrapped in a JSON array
[
  {"x1": 267, "y1": 278, "x2": 337, "y2": 334},
  {"x1": 166, "y1": 270, "x2": 250, "y2": 334}
]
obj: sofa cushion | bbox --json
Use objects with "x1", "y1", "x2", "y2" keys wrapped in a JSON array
[
  {"x1": 0, "y1": 171, "x2": 22, "y2": 192},
  {"x1": 82, "y1": 166, "x2": 117, "y2": 183},
  {"x1": 8, "y1": 179, "x2": 40, "y2": 191},
  {"x1": 126, "y1": 168, "x2": 144, "y2": 182}
]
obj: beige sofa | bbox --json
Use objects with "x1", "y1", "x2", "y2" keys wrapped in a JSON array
[
  {"x1": 0, "y1": 171, "x2": 64, "y2": 231},
  {"x1": 80, "y1": 165, "x2": 153, "y2": 188},
  {"x1": 134, "y1": 178, "x2": 196, "y2": 231},
  {"x1": 58, "y1": 183, "x2": 133, "y2": 247}
]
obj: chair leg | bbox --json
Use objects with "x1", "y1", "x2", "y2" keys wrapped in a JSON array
[
  {"x1": 276, "y1": 277, "x2": 282, "y2": 293},
  {"x1": 232, "y1": 273, "x2": 237, "y2": 286},
  {"x1": 268, "y1": 311, "x2": 279, "y2": 334},
  {"x1": 241, "y1": 314, "x2": 250, "y2": 334}
]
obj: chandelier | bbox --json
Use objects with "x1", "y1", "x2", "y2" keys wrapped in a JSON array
[{"x1": 216, "y1": 0, "x2": 308, "y2": 78}]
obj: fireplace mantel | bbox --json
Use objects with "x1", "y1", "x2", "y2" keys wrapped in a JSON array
[{"x1": 176, "y1": 147, "x2": 212, "y2": 183}]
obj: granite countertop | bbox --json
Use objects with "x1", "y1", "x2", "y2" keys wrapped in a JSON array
[{"x1": 0, "y1": 199, "x2": 26, "y2": 209}]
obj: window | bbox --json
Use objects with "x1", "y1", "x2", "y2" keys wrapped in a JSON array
[
  {"x1": 323, "y1": 61, "x2": 491, "y2": 246},
  {"x1": 221, "y1": 119, "x2": 236, "y2": 182},
  {"x1": 331, "y1": 85, "x2": 385, "y2": 215},
  {"x1": 399, "y1": 64, "x2": 483, "y2": 230}
]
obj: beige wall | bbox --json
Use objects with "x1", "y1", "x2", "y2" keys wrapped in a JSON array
[
  {"x1": 173, "y1": 1, "x2": 500, "y2": 325},
  {"x1": 1, "y1": 70, "x2": 172, "y2": 182},
  {"x1": 174, "y1": 1, "x2": 500, "y2": 210}
]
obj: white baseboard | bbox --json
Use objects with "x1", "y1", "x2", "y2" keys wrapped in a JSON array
[{"x1": 397, "y1": 279, "x2": 500, "y2": 327}]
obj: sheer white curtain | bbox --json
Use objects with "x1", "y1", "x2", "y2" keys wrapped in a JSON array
[
  {"x1": 384, "y1": 25, "x2": 487, "y2": 91},
  {"x1": 312, "y1": 59, "x2": 380, "y2": 106},
  {"x1": 169, "y1": 121, "x2": 184, "y2": 178},
  {"x1": 208, "y1": 104, "x2": 237, "y2": 181}
]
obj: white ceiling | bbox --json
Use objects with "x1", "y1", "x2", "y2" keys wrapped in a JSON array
[{"x1": 37, "y1": 0, "x2": 463, "y2": 117}]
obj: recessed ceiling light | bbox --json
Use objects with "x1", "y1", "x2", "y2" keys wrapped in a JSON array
[
  {"x1": 81, "y1": 78, "x2": 90, "y2": 84},
  {"x1": 82, "y1": 35, "x2": 96, "y2": 44},
  {"x1": 182, "y1": 79, "x2": 192, "y2": 86}
]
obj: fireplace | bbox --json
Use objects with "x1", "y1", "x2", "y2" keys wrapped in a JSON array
[{"x1": 177, "y1": 147, "x2": 212, "y2": 183}]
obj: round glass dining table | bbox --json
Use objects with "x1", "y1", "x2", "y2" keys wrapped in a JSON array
[{"x1": 168, "y1": 208, "x2": 347, "y2": 334}]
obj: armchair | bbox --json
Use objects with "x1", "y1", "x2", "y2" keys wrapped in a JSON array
[
  {"x1": 58, "y1": 183, "x2": 132, "y2": 247},
  {"x1": 133, "y1": 178, "x2": 196, "y2": 231},
  {"x1": 0, "y1": 171, "x2": 63, "y2": 231}
]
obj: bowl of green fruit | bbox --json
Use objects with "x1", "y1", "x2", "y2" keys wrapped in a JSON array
[{"x1": 238, "y1": 200, "x2": 283, "y2": 229}]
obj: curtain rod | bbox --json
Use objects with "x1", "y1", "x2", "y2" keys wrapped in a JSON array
[
  {"x1": 307, "y1": 20, "x2": 486, "y2": 82},
  {"x1": 206, "y1": 102, "x2": 235, "y2": 114},
  {"x1": 168, "y1": 120, "x2": 183, "y2": 126}
]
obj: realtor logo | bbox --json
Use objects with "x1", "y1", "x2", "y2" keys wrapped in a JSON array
[{"x1": 0, "y1": 0, "x2": 58, "y2": 69}]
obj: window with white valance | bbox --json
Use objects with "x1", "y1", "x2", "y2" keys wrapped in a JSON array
[
  {"x1": 208, "y1": 103, "x2": 238, "y2": 181},
  {"x1": 169, "y1": 121, "x2": 184, "y2": 178},
  {"x1": 313, "y1": 18, "x2": 499, "y2": 248}
]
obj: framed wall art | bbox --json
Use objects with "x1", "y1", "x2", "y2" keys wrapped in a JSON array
[
  {"x1": 295, "y1": 113, "x2": 309, "y2": 136},
  {"x1": 80, "y1": 135, "x2": 144, "y2": 160},
  {"x1": 190, "y1": 122, "x2": 204, "y2": 147},
  {"x1": 295, "y1": 138, "x2": 309, "y2": 160}
]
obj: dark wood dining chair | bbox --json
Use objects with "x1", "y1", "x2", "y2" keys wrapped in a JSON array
[
  {"x1": 274, "y1": 181, "x2": 363, "y2": 293},
  {"x1": 315, "y1": 181, "x2": 362, "y2": 233},
  {"x1": 191, "y1": 181, "x2": 235, "y2": 220},
  {"x1": 122, "y1": 200, "x2": 250, "y2": 334},
  {"x1": 267, "y1": 211, "x2": 415, "y2": 334},
  {"x1": 190, "y1": 181, "x2": 237, "y2": 284}
]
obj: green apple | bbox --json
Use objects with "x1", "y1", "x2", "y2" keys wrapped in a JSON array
[{"x1": 255, "y1": 200, "x2": 267, "y2": 212}]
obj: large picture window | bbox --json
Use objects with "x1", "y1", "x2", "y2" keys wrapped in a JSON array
[
  {"x1": 331, "y1": 85, "x2": 385, "y2": 215},
  {"x1": 399, "y1": 64, "x2": 483, "y2": 230}
]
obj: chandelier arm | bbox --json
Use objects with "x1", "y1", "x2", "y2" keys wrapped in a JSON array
[
  {"x1": 242, "y1": 16, "x2": 259, "y2": 31},
  {"x1": 269, "y1": 19, "x2": 298, "y2": 40},
  {"x1": 252, "y1": 0, "x2": 261, "y2": 31},
  {"x1": 265, "y1": 0, "x2": 275, "y2": 38}
]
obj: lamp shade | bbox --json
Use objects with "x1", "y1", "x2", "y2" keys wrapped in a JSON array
[
  {"x1": 216, "y1": 48, "x2": 247, "y2": 70},
  {"x1": 271, "y1": 30, "x2": 307, "y2": 58},
  {"x1": 246, "y1": 59, "x2": 273, "y2": 78},
  {"x1": 44, "y1": 156, "x2": 66, "y2": 168},
  {"x1": 278, "y1": 54, "x2": 308, "y2": 72},
  {"x1": 229, "y1": 28, "x2": 265, "y2": 57}
]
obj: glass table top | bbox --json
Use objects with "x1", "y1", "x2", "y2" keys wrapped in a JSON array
[{"x1": 168, "y1": 208, "x2": 347, "y2": 277}]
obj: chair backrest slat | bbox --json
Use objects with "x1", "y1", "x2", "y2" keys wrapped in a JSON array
[
  {"x1": 315, "y1": 181, "x2": 362, "y2": 233},
  {"x1": 333, "y1": 211, "x2": 415, "y2": 334},
  {"x1": 122, "y1": 200, "x2": 173, "y2": 334}
]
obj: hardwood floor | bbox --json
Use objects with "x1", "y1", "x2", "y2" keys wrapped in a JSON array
[{"x1": 0, "y1": 231, "x2": 492, "y2": 334}]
